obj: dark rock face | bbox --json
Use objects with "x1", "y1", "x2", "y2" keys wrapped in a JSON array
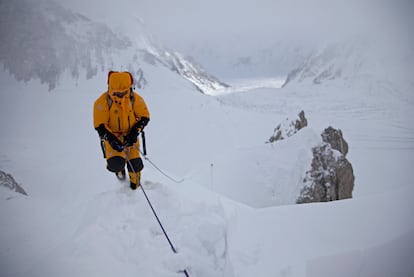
[
  {"x1": 321, "y1": 126, "x2": 349, "y2": 156},
  {"x1": 0, "y1": 170, "x2": 27, "y2": 196},
  {"x1": 297, "y1": 127, "x2": 354, "y2": 203},
  {"x1": 267, "y1": 111, "x2": 308, "y2": 143}
]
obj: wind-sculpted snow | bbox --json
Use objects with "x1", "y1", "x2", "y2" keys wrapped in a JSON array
[
  {"x1": 1, "y1": 51, "x2": 414, "y2": 276},
  {"x1": 2, "y1": 180, "x2": 229, "y2": 277},
  {"x1": 1, "y1": 1, "x2": 414, "y2": 276}
]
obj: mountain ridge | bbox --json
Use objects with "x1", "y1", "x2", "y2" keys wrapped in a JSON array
[{"x1": 0, "y1": 0, "x2": 227, "y2": 93}]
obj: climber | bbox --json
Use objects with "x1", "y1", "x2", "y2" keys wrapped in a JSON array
[{"x1": 93, "y1": 71, "x2": 150, "y2": 190}]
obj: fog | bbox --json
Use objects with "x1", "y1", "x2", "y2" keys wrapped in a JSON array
[
  {"x1": 59, "y1": 0, "x2": 412, "y2": 48},
  {"x1": 56, "y1": 0, "x2": 413, "y2": 78}
]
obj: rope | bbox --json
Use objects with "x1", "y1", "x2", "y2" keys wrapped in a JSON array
[
  {"x1": 134, "y1": 139, "x2": 184, "y2": 183},
  {"x1": 141, "y1": 153, "x2": 185, "y2": 183},
  {"x1": 125, "y1": 151, "x2": 190, "y2": 277}
]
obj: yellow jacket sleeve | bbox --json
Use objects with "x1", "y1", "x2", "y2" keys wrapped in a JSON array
[
  {"x1": 93, "y1": 92, "x2": 110, "y2": 129},
  {"x1": 132, "y1": 92, "x2": 150, "y2": 121}
]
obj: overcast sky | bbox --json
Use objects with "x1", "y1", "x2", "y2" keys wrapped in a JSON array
[{"x1": 58, "y1": 0, "x2": 413, "y2": 64}]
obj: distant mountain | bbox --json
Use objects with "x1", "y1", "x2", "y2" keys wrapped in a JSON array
[
  {"x1": 185, "y1": 41, "x2": 313, "y2": 80},
  {"x1": 139, "y1": 44, "x2": 229, "y2": 93},
  {"x1": 0, "y1": 0, "x2": 227, "y2": 93},
  {"x1": 0, "y1": 0, "x2": 128, "y2": 90},
  {"x1": 281, "y1": 36, "x2": 413, "y2": 88},
  {"x1": 281, "y1": 41, "x2": 366, "y2": 87}
]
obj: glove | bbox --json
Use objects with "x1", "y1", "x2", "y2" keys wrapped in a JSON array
[
  {"x1": 136, "y1": 117, "x2": 150, "y2": 131},
  {"x1": 95, "y1": 124, "x2": 107, "y2": 139},
  {"x1": 106, "y1": 132, "x2": 125, "y2": 152},
  {"x1": 124, "y1": 124, "x2": 140, "y2": 146},
  {"x1": 95, "y1": 124, "x2": 124, "y2": 152},
  {"x1": 124, "y1": 117, "x2": 149, "y2": 146}
]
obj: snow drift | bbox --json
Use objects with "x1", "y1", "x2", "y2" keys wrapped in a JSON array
[{"x1": 1, "y1": 0, "x2": 414, "y2": 276}]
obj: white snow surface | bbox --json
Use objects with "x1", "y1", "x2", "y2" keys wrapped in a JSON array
[
  {"x1": 1, "y1": 59, "x2": 414, "y2": 276},
  {"x1": 1, "y1": 2, "x2": 414, "y2": 277}
]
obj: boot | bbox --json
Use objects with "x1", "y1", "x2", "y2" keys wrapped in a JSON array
[
  {"x1": 128, "y1": 171, "x2": 141, "y2": 190},
  {"x1": 115, "y1": 168, "x2": 126, "y2": 181}
]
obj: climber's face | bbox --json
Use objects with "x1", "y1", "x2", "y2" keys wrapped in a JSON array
[
  {"x1": 112, "y1": 90, "x2": 128, "y2": 98},
  {"x1": 108, "y1": 72, "x2": 132, "y2": 99}
]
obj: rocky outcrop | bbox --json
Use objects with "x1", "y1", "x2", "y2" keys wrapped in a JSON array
[
  {"x1": 321, "y1": 126, "x2": 349, "y2": 156},
  {"x1": 0, "y1": 170, "x2": 27, "y2": 196},
  {"x1": 267, "y1": 111, "x2": 308, "y2": 143},
  {"x1": 297, "y1": 127, "x2": 354, "y2": 203}
]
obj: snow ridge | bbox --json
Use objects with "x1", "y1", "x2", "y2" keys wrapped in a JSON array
[
  {"x1": 0, "y1": 0, "x2": 227, "y2": 94},
  {"x1": 140, "y1": 45, "x2": 229, "y2": 94},
  {"x1": 0, "y1": 0, "x2": 130, "y2": 90}
]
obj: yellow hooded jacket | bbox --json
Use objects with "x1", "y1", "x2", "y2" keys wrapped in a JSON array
[{"x1": 93, "y1": 72, "x2": 150, "y2": 136}]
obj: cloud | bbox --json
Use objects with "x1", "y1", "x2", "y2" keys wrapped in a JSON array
[{"x1": 56, "y1": 0, "x2": 413, "y2": 59}]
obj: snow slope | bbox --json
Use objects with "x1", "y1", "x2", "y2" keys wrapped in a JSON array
[
  {"x1": 1, "y1": 57, "x2": 414, "y2": 276},
  {"x1": 227, "y1": 186, "x2": 414, "y2": 277},
  {"x1": 1, "y1": 1, "x2": 414, "y2": 277}
]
